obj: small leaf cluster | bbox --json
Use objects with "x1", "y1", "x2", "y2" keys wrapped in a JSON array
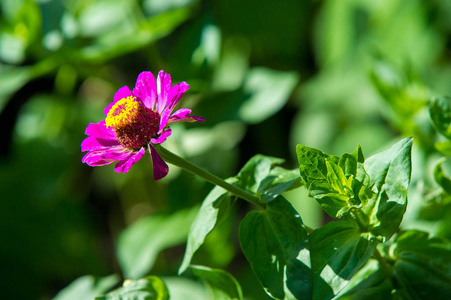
[
  {"x1": 297, "y1": 144, "x2": 372, "y2": 219},
  {"x1": 297, "y1": 138, "x2": 412, "y2": 242}
]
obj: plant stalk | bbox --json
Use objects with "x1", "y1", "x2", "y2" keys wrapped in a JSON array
[
  {"x1": 373, "y1": 248, "x2": 393, "y2": 278},
  {"x1": 155, "y1": 145, "x2": 265, "y2": 209}
]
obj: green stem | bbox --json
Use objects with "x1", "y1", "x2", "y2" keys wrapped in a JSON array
[
  {"x1": 373, "y1": 248, "x2": 393, "y2": 278},
  {"x1": 349, "y1": 209, "x2": 369, "y2": 232},
  {"x1": 155, "y1": 145, "x2": 265, "y2": 209}
]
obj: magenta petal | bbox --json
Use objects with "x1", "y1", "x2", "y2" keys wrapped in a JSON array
[
  {"x1": 167, "y1": 108, "x2": 204, "y2": 124},
  {"x1": 85, "y1": 159, "x2": 109, "y2": 166},
  {"x1": 85, "y1": 121, "x2": 117, "y2": 140},
  {"x1": 158, "y1": 108, "x2": 172, "y2": 134},
  {"x1": 148, "y1": 144, "x2": 169, "y2": 180},
  {"x1": 168, "y1": 82, "x2": 190, "y2": 110},
  {"x1": 190, "y1": 115, "x2": 205, "y2": 122},
  {"x1": 156, "y1": 71, "x2": 172, "y2": 113},
  {"x1": 82, "y1": 146, "x2": 132, "y2": 166},
  {"x1": 133, "y1": 71, "x2": 157, "y2": 109},
  {"x1": 82, "y1": 151, "x2": 110, "y2": 166},
  {"x1": 151, "y1": 128, "x2": 172, "y2": 144},
  {"x1": 81, "y1": 136, "x2": 120, "y2": 151},
  {"x1": 114, "y1": 147, "x2": 145, "y2": 173},
  {"x1": 168, "y1": 108, "x2": 191, "y2": 120},
  {"x1": 166, "y1": 85, "x2": 180, "y2": 110},
  {"x1": 104, "y1": 86, "x2": 132, "y2": 116},
  {"x1": 168, "y1": 108, "x2": 205, "y2": 123}
]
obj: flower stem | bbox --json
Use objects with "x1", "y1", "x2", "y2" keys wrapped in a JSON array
[
  {"x1": 372, "y1": 248, "x2": 393, "y2": 278},
  {"x1": 155, "y1": 145, "x2": 265, "y2": 209}
]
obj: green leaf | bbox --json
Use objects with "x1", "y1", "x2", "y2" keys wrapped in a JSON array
[
  {"x1": 339, "y1": 147, "x2": 373, "y2": 208},
  {"x1": 95, "y1": 276, "x2": 169, "y2": 300},
  {"x1": 337, "y1": 267, "x2": 393, "y2": 300},
  {"x1": 363, "y1": 138, "x2": 413, "y2": 240},
  {"x1": 0, "y1": 66, "x2": 31, "y2": 113},
  {"x1": 78, "y1": 8, "x2": 192, "y2": 63},
  {"x1": 339, "y1": 145, "x2": 368, "y2": 185},
  {"x1": 236, "y1": 154, "x2": 301, "y2": 203},
  {"x1": 117, "y1": 206, "x2": 198, "y2": 279},
  {"x1": 236, "y1": 154, "x2": 285, "y2": 193},
  {"x1": 53, "y1": 275, "x2": 119, "y2": 300},
  {"x1": 391, "y1": 230, "x2": 451, "y2": 299},
  {"x1": 190, "y1": 265, "x2": 243, "y2": 300},
  {"x1": 434, "y1": 159, "x2": 451, "y2": 194},
  {"x1": 326, "y1": 160, "x2": 351, "y2": 197},
  {"x1": 179, "y1": 183, "x2": 233, "y2": 274},
  {"x1": 297, "y1": 144, "x2": 365, "y2": 218},
  {"x1": 370, "y1": 61, "x2": 427, "y2": 118},
  {"x1": 435, "y1": 141, "x2": 451, "y2": 156},
  {"x1": 239, "y1": 67, "x2": 299, "y2": 124},
  {"x1": 162, "y1": 277, "x2": 209, "y2": 300},
  {"x1": 296, "y1": 145, "x2": 338, "y2": 184},
  {"x1": 429, "y1": 96, "x2": 451, "y2": 139},
  {"x1": 310, "y1": 221, "x2": 379, "y2": 299},
  {"x1": 143, "y1": 0, "x2": 199, "y2": 15},
  {"x1": 257, "y1": 167, "x2": 302, "y2": 203},
  {"x1": 239, "y1": 196, "x2": 311, "y2": 300}
]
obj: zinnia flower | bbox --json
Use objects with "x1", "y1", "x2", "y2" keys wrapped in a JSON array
[{"x1": 81, "y1": 70, "x2": 204, "y2": 180}]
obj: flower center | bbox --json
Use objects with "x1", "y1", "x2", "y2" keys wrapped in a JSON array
[{"x1": 105, "y1": 96, "x2": 160, "y2": 149}]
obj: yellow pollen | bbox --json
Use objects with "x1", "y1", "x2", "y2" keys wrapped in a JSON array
[{"x1": 105, "y1": 96, "x2": 140, "y2": 128}]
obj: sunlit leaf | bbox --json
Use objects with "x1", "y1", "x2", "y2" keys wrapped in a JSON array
[
  {"x1": 143, "y1": 0, "x2": 199, "y2": 15},
  {"x1": 53, "y1": 275, "x2": 119, "y2": 300},
  {"x1": 117, "y1": 207, "x2": 198, "y2": 279},
  {"x1": 0, "y1": 0, "x2": 41, "y2": 63},
  {"x1": 0, "y1": 32, "x2": 26, "y2": 64},
  {"x1": 191, "y1": 265, "x2": 243, "y2": 300},
  {"x1": 429, "y1": 96, "x2": 451, "y2": 139},
  {"x1": 239, "y1": 196, "x2": 311, "y2": 300},
  {"x1": 179, "y1": 183, "x2": 233, "y2": 274},
  {"x1": 239, "y1": 67, "x2": 299, "y2": 124},
  {"x1": 162, "y1": 277, "x2": 208, "y2": 300},
  {"x1": 257, "y1": 167, "x2": 302, "y2": 203},
  {"x1": 371, "y1": 61, "x2": 428, "y2": 118},
  {"x1": 297, "y1": 144, "x2": 357, "y2": 218},
  {"x1": 326, "y1": 160, "x2": 350, "y2": 196},
  {"x1": 78, "y1": 8, "x2": 192, "y2": 63},
  {"x1": 339, "y1": 147, "x2": 373, "y2": 208},
  {"x1": 0, "y1": 66, "x2": 31, "y2": 113},
  {"x1": 363, "y1": 138, "x2": 413, "y2": 240},
  {"x1": 78, "y1": 0, "x2": 132, "y2": 36},
  {"x1": 310, "y1": 221, "x2": 379, "y2": 299},
  {"x1": 211, "y1": 37, "x2": 250, "y2": 92},
  {"x1": 434, "y1": 159, "x2": 451, "y2": 194},
  {"x1": 296, "y1": 144, "x2": 338, "y2": 183},
  {"x1": 339, "y1": 146, "x2": 366, "y2": 183},
  {"x1": 337, "y1": 264, "x2": 393, "y2": 300},
  {"x1": 191, "y1": 23, "x2": 221, "y2": 67},
  {"x1": 235, "y1": 154, "x2": 301, "y2": 203},
  {"x1": 435, "y1": 141, "x2": 451, "y2": 156},
  {"x1": 236, "y1": 154, "x2": 284, "y2": 193},
  {"x1": 95, "y1": 276, "x2": 169, "y2": 300}
]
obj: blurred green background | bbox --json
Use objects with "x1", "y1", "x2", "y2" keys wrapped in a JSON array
[{"x1": 1, "y1": 0, "x2": 451, "y2": 299}]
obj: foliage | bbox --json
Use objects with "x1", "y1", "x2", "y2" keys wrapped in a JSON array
[
  {"x1": 95, "y1": 276, "x2": 169, "y2": 300},
  {"x1": 2, "y1": 0, "x2": 451, "y2": 299}
]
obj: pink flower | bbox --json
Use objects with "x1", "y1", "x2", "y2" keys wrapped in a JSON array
[{"x1": 81, "y1": 70, "x2": 204, "y2": 180}]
